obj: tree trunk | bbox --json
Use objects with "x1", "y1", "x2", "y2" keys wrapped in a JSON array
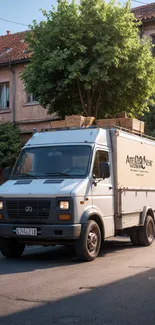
[
  {"x1": 77, "y1": 82, "x2": 88, "y2": 116},
  {"x1": 87, "y1": 89, "x2": 92, "y2": 116}
]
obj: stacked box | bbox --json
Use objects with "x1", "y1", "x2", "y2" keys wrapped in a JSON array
[
  {"x1": 96, "y1": 118, "x2": 144, "y2": 134},
  {"x1": 50, "y1": 120, "x2": 67, "y2": 129},
  {"x1": 96, "y1": 118, "x2": 120, "y2": 128},
  {"x1": 123, "y1": 118, "x2": 144, "y2": 134},
  {"x1": 65, "y1": 115, "x2": 85, "y2": 127}
]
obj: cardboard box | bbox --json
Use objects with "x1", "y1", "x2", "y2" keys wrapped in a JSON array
[
  {"x1": 96, "y1": 118, "x2": 144, "y2": 134},
  {"x1": 65, "y1": 115, "x2": 85, "y2": 127},
  {"x1": 122, "y1": 118, "x2": 144, "y2": 134},
  {"x1": 96, "y1": 118, "x2": 121, "y2": 128},
  {"x1": 50, "y1": 120, "x2": 66, "y2": 129}
]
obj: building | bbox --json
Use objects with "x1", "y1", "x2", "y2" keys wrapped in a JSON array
[
  {"x1": 0, "y1": 30, "x2": 56, "y2": 140},
  {"x1": 132, "y1": 2, "x2": 155, "y2": 55}
]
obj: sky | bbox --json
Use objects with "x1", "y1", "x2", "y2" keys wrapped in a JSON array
[
  {"x1": 0, "y1": 0, "x2": 56, "y2": 35},
  {"x1": 0, "y1": 0, "x2": 154, "y2": 36}
]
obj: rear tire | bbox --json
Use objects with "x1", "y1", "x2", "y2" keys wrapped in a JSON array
[
  {"x1": 0, "y1": 238, "x2": 25, "y2": 258},
  {"x1": 75, "y1": 220, "x2": 101, "y2": 262},
  {"x1": 130, "y1": 228, "x2": 140, "y2": 246},
  {"x1": 138, "y1": 215, "x2": 155, "y2": 246}
]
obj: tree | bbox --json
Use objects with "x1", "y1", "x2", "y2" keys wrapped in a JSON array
[
  {"x1": 142, "y1": 105, "x2": 155, "y2": 137},
  {"x1": 22, "y1": 0, "x2": 155, "y2": 118},
  {"x1": 0, "y1": 122, "x2": 21, "y2": 169}
]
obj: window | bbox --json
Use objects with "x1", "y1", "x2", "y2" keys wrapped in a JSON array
[
  {"x1": 22, "y1": 153, "x2": 34, "y2": 174},
  {"x1": 27, "y1": 93, "x2": 38, "y2": 103},
  {"x1": 93, "y1": 151, "x2": 109, "y2": 178},
  {"x1": 152, "y1": 35, "x2": 155, "y2": 56},
  {"x1": 0, "y1": 83, "x2": 9, "y2": 109},
  {"x1": 12, "y1": 146, "x2": 92, "y2": 178}
]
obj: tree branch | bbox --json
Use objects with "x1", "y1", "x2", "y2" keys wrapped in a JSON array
[
  {"x1": 87, "y1": 89, "x2": 92, "y2": 116},
  {"x1": 95, "y1": 83, "x2": 102, "y2": 118},
  {"x1": 92, "y1": 86, "x2": 97, "y2": 102}
]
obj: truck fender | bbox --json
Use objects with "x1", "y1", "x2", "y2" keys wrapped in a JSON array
[
  {"x1": 81, "y1": 207, "x2": 105, "y2": 241},
  {"x1": 140, "y1": 206, "x2": 155, "y2": 226}
]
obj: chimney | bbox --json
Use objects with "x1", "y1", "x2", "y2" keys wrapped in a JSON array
[{"x1": 6, "y1": 31, "x2": 11, "y2": 35}]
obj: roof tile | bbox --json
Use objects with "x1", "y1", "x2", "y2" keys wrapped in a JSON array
[
  {"x1": 0, "y1": 31, "x2": 31, "y2": 65},
  {"x1": 132, "y1": 2, "x2": 155, "y2": 21}
]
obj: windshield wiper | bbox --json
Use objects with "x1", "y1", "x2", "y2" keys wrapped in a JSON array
[
  {"x1": 14, "y1": 173, "x2": 39, "y2": 179},
  {"x1": 44, "y1": 172, "x2": 74, "y2": 178}
]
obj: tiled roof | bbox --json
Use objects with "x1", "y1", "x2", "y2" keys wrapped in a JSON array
[
  {"x1": 132, "y1": 2, "x2": 155, "y2": 21},
  {"x1": 0, "y1": 31, "x2": 31, "y2": 65}
]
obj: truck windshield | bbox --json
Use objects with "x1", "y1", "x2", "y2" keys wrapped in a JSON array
[{"x1": 12, "y1": 145, "x2": 91, "y2": 178}]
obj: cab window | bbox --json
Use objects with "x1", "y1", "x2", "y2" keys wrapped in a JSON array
[{"x1": 93, "y1": 151, "x2": 109, "y2": 178}]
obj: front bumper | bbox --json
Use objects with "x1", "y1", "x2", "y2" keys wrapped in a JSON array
[{"x1": 0, "y1": 223, "x2": 81, "y2": 241}]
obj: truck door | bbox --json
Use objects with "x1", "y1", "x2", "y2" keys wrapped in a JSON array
[{"x1": 92, "y1": 149, "x2": 114, "y2": 238}]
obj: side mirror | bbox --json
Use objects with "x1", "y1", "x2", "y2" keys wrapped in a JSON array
[
  {"x1": 3, "y1": 167, "x2": 11, "y2": 181},
  {"x1": 99, "y1": 162, "x2": 110, "y2": 179}
]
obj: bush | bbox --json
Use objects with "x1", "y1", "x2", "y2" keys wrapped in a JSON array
[{"x1": 0, "y1": 122, "x2": 21, "y2": 169}]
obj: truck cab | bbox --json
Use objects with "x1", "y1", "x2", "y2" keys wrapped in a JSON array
[{"x1": 0, "y1": 128, "x2": 115, "y2": 261}]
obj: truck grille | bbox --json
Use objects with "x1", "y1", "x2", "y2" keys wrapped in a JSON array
[{"x1": 6, "y1": 199, "x2": 51, "y2": 219}]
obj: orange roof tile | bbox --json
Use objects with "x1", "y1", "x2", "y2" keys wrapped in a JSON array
[{"x1": 0, "y1": 31, "x2": 31, "y2": 65}]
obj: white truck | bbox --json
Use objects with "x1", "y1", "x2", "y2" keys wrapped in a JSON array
[{"x1": 0, "y1": 126, "x2": 155, "y2": 261}]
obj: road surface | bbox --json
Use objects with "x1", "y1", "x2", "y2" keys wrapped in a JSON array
[{"x1": 0, "y1": 238, "x2": 155, "y2": 325}]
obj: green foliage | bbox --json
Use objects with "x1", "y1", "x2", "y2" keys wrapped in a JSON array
[
  {"x1": 142, "y1": 106, "x2": 155, "y2": 137},
  {"x1": 22, "y1": 0, "x2": 155, "y2": 118},
  {"x1": 0, "y1": 123, "x2": 21, "y2": 169}
]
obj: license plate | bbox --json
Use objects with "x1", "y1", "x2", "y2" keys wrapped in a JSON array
[{"x1": 16, "y1": 228, "x2": 37, "y2": 236}]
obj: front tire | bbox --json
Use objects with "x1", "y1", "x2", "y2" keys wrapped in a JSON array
[
  {"x1": 0, "y1": 238, "x2": 25, "y2": 258},
  {"x1": 138, "y1": 215, "x2": 155, "y2": 246},
  {"x1": 75, "y1": 220, "x2": 101, "y2": 261}
]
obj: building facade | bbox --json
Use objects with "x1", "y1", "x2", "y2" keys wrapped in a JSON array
[
  {"x1": 0, "y1": 31, "x2": 55, "y2": 139},
  {"x1": 132, "y1": 2, "x2": 155, "y2": 54}
]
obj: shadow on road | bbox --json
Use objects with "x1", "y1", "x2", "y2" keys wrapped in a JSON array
[
  {"x1": 0, "y1": 237, "x2": 138, "y2": 275},
  {"x1": 0, "y1": 264, "x2": 155, "y2": 325}
]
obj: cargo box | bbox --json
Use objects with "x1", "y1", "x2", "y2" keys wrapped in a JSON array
[
  {"x1": 96, "y1": 118, "x2": 144, "y2": 134},
  {"x1": 51, "y1": 120, "x2": 66, "y2": 129},
  {"x1": 65, "y1": 115, "x2": 85, "y2": 127}
]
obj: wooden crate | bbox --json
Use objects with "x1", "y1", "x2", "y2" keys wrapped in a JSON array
[
  {"x1": 65, "y1": 115, "x2": 85, "y2": 127},
  {"x1": 96, "y1": 118, "x2": 144, "y2": 134},
  {"x1": 121, "y1": 118, "x2": 144, "y2": 134},
  {"x1": 96, "y1": 118, "x2": 121, "y2": 128},
  {"x1": 51, "y1": 120, "x2": 67, "y2": 129}
]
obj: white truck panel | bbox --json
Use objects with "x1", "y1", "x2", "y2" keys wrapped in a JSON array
[
  {"x1": 112, "y1": 130, "x2": 155, "y2": 229},
  {"x1": 116, "y1": 131, "x2": 155, "y2": 189},
  {"x1": 25, "y1": 128, "x2": 112, "y2": 148},
  {"x1": 121, "y1": 190, "x2": 155, "y2": 214}
]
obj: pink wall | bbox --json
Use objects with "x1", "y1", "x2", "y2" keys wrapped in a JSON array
[
  {"x1": 0, "y1": 65, "x2": 13, "y2": 123},
  {"x1": 0, "y1": 63, "x2": 55, "y2": 131}
]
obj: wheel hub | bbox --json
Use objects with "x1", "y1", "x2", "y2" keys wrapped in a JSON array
[
  {"x1": 147, "y1": 222, "x2": 154, "y2": 240},
  {"x1": 87, "y1": 230, "x2": 98, "y2": 252}
]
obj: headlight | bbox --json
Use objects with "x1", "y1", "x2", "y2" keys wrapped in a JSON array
[
  {"x1": 0, "y1": 201, "x2": 3, "y2": 210},
  {"x1": 59, "y1": 201, "x2": 69, "y2": 210}
]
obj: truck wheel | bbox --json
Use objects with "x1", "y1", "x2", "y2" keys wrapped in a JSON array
[
  {"x1": 130, "y1": 228, "x2": 140, "y2": 246},
  {"x1": 0, "y1": 238, "x2": 25, "y2": 258},
  {"x1": 138, "y1": 215, "x2": 155, "y2": 246},
  {"x1": 75, "y1": 220, "x2": 101, "y2": 261}
]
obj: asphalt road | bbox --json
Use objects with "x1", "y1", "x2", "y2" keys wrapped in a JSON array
[{"x1": 0, "y1": 238, "x2": 155, "y2": 325}]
